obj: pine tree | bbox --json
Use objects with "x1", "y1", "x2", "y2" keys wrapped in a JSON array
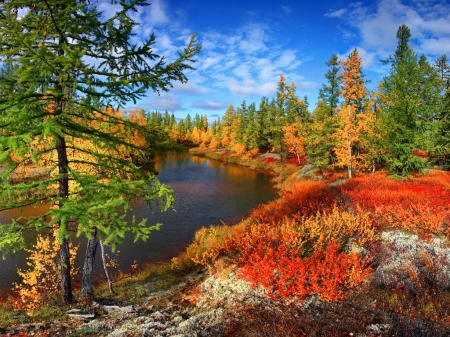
[
  {"x1": 319, "y1": 54, "x2": 342, "y2": 116},
  {"x1": 381, "y1": 25, "x2": 441, "y2": 175},
  {"x1": 305, "y1": 102, "x2": 338, "y2": 174},
  {"x1": 0, "y1": 0, "x2": 200, "y2": 302},
  {"x1": 434, "y1": 55, "x2": 450, "y2": 167}
]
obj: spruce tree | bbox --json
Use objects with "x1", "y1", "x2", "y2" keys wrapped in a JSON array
[
  {"x1": 380, "y1": 24, "x2": 439, "y2": 175},
  {"x1": 0, "y1": 0, "x2": 200, "y2": 302},
  {"x1": 434, "y1": 55, "x2": 450, "y2": 167},
  {"x1": 319, "y1": 54, "x2": 341, "y2": 116}
]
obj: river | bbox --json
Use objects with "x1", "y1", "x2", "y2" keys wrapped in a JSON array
[{"x1": 0, "y1": 151, "x2": 277, "y2": 294}]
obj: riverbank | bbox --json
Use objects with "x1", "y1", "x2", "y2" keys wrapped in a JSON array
[
  {"x1": 188, "y1": 147, "x2": 310, "y2": 188},
  {"x1": 2, "y1": 153, "x2": 450, "y2": 336}
]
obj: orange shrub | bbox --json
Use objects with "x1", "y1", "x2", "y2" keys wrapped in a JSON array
[
  {"x1": 338, "y1": 172, "x2": 450, "y2": 235},
  {"x1": 250, "y1": 180, "x2": 338, "y2": 225},
  {"x1": 217, "y1": 208, "x2": 374, "y2": 300}
]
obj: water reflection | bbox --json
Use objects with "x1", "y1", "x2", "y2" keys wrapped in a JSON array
[{"x1": 0, "y1": 151, "x2": 276, "y2": 293}]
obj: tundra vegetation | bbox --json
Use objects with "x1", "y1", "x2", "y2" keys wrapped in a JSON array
[{"x1": 0, "y1": 5, "x2": 450, "y2": 335}]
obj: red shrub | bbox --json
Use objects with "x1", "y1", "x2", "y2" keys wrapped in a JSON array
[
  {"x1": 337, "y1": 172, "x2": 450, "y2": 234},
  {"x1": 251, "y1": 180, "x2": 338, "y2": 225},
  {"x1": 238, "y1": 239, "x2": 371, "y2": 300}
]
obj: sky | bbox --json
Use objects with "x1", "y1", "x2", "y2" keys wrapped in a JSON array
[{"x1": 113, "y1": 0, "x2": 450, "y2": 120}]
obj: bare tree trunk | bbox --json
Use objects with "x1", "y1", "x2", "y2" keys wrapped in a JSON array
[
  {"x1": 80, "y1": 228, "x2": 98, "y2": 298},
  {"x1": 100, "y1": 240, "x2": 115, "y2": 295}
]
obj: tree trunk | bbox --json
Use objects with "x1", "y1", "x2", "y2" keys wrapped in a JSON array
[
  {"x1": 59, "y1": 238, "x2": 73, "y2": 303},
  {"x1": 56, "y1": 135, "x2": 73, "y2": 303},
  {"x1": 80, "y1": 228, "x2": 98, "y2": 298},
  {"x1": 100, "y1": 240, "x2": 116, "y2": 295}
]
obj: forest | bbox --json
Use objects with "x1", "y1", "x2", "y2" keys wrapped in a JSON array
[
  {"x1": 1, "y1": 0, "x2": 450, "y2": 335},
  {"x1": 151, "y1": 25, "x2": 450, "y2": 178}
]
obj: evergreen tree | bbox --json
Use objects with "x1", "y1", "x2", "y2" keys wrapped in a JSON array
[
  {"x1": 434, "y1": 55, "x2": 450, "y2": 167},
  {"x1": 305, "y1": 101, "x2": 338, "y2": 174},
  {"x1": 380, "y1": 24, "x2": 435, "y2": 175},
  {"x1": 319, "y1": 54, "x2": 342, "y2": 116},
  {"x1": 0, "y1": 0, "x2": 200, "y2": 302},
  {"x1": 245, "y1": 103, "x2": 259, "y2": 151},
  {"x1": 256, "y1": 97, "x2": 270, "y2": 152}
]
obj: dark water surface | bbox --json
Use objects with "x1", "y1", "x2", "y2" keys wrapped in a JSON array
[{"x1": 0, "y1": 151, "x2": 277, "y2": 293}]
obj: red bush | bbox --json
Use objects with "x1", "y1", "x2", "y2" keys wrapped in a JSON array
[
  {"x1": 337, "y1": 172, "x2": 450, "y2": 234},
  {"x1": 250, "y1": 180, "x2": 338, "y2": 225}
]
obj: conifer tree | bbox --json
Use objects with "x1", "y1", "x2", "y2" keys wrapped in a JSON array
[
  {"x1": 334, "y1": 49, "x2": 366, "y2": 178},
  {"x1": 305, "y1": 102, "x2": 338, "y2": 174},
  {"x1": 434, "y1": 55, "x2": 450, "y2": 167},
  {"x1": 0, "y1": 0, "x2": 200, "y2": 302},
  {"x1": 319, "y1": 54, "x2": 342, "y2": 116},
  {"x1": 381, "y1": 24, "x2": 441, "y2": 175}
]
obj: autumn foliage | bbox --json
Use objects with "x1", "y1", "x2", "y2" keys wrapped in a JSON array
[
  {"x1": 189, "y1": 171, "x2": 450, "y2": 307},
  {"x1": 13, "y1": 232, "x2": 78, "y2": 311},
  {"x1": 339, "y1": 171, "x2": 450, "y2": 234}
]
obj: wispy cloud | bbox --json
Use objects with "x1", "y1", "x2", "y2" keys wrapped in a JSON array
[
  {"x1": 143, "y1": 93, "x2": 183, "y2": 111},
  {"x1": 281, "y1": 6, "x2": 292, "y2": 14},
  {"x1": 171, "y1": 81, "x2": 210, "y2": 95},
  {"x1": 325, "y1": 8, "x2": 347, "y2": 18},
  {"x1": 227, "y1": 79, "x2": 277, "y2": 97},
  {"x1": 191, "y1": 101, "x2": 227, "y2": 110}
]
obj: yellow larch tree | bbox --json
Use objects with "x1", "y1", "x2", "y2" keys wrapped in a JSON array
[
  {"x1": 334, "y1": 49, "x2": 366, "y2": 178},
  {"x1": 283, "y1": 122, "x2": 306, "y2": 165}
]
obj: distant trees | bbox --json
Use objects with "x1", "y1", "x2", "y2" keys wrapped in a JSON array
[{"x1": 138, "y1": 25, "x2": 448, "y2": 178}]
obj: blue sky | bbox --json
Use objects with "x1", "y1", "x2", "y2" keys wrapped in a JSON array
[{"x1": 115, "y1": 0, "x2": 450, "y2": 120}]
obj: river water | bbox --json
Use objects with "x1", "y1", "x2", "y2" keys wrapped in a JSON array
[{"x1": 0, "y1": 151, "x2": 277, "y2": 294}]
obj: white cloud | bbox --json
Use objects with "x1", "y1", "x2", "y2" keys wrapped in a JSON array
[
  {"x1": 275, "y1": 50, "x2": 302, "y2": 69},
  {"x1": 238, "y1": 24, "x2": 269, "y2": 54},
  {"x1": 338, "y1": 47, "x2": 377, "y2": 68},
  {"x1": 147, "y1": 0, "x2": 169, "y2": 26},
  {"x1": 420, "y1": 37, "x2": 450, "y2": 55},
  {"x1": 144, "y1": 93, "x2": 183, "y2": 111},
  {"x1": 335, "y1": 0, "x2": 450, "y2": 58},
  {"x1": 325, "y1": 8, "x2": 347, "y2": 18},
  {"x1": 191, "y1": 101, "x2": 227, "y2": 110},
  {"x1": 17, "y1": 7, "x2": 30, "y2": 19},
  {"x1": 227, "y1": 79, "x2": 277, "y2": 97},
  {"x1": 281, "y1": 6, "x2": 292, "y2": 14},
  {"x1": 171, "y1": 81, "x2": 210, "y2": 95},
  {"x1": 97, "y1": 2, "x2": 122, "y2": 20}
]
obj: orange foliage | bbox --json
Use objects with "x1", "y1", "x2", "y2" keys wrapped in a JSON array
[
  {"x1": 283, "y1": 122, "x2": 305, "y2": 165},
  {"x1": 223, "y1": 210, "x2": 373, "y2": 300},
  {"x1": 190, "y1": 179, "x2": 375, "y2": 301},
  {"x1": 338, "y1": 171, "x2": 450, "y2": 235},
  {"x1": 250, "y1": 180, "x2": 338, "y2": 225},
  {"x1": 334, "y1": 49, "x2": 366, "y2": 178},
  {"x1": 230, "y1": 143, "x2": 247, "y2": 155},
  {"x1": 13, "y1": 232, "x2": 79, "y2": 311}
]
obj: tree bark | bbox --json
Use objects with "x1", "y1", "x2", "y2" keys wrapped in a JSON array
[
  {"x1": 59, "y1": 238, "x2": 73, "y2": 303},
  {"x1": 100, "y1": 240, "x2": 116, "y2": 294},
  {"x1": 56, "y1": 134, "x2": 73, "y2": 303},
  {"x1": 80, "y1": 228, "x2": 98, "y2": 298}
]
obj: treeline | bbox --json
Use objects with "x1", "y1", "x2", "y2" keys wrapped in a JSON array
[{"x1": 150, "y1": 25, "x2": 449, "y2": 177}]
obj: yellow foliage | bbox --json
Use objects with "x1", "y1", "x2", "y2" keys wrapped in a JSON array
[
  {"x1": 13, "y1": 232, "x2": 79, "y2": 311},
  {"x1": 299, "y1": 206, "x2": 375, "y2": 254},
  {"x1": 231, "y1": 143, "x2": 247, "y2": 155}
]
